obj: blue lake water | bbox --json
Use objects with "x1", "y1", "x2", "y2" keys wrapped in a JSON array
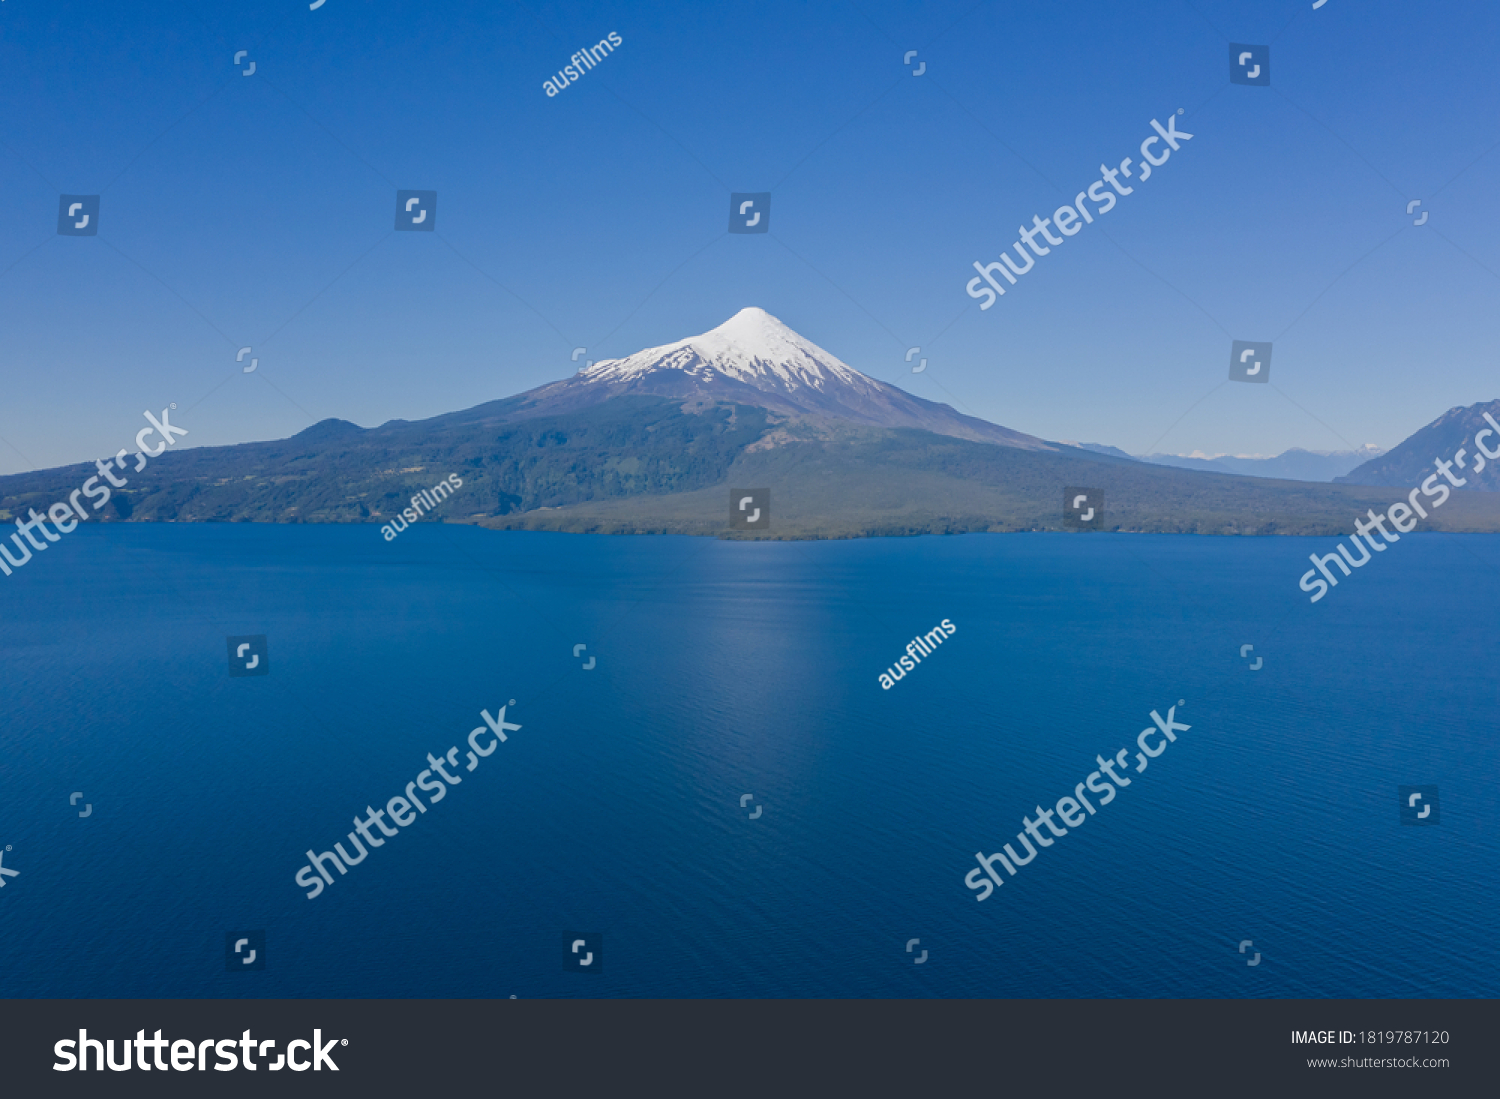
[{"x1": 1, "y1": 523, "x2": 1497, "y2": 998}]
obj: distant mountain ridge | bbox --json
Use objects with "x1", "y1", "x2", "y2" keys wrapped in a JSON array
[
  {"x1": 1063, "y1": 443, "x2": 1385, "y2": 482},
  {"x1": 1062, "y1": 442, "x2": 1135, "y2": 460},
  {"x1": 1143, "y1": 447, "x2": 1383, "y2": 482}
]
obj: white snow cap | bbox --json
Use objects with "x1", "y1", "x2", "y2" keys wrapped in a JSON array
[{"x1": 579, "y1": 307, "x2": 876, "y2": 394}]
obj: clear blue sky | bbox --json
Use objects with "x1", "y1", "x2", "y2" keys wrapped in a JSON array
[{"x1": 3, "y1": 0, "x2": 1498, "y2": 473}]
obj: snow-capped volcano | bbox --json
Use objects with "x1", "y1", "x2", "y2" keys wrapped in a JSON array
[
  {"x1": 513, "y1": 307, "x2": 1052, "y2": 449},
  {"x1": 580, "y1": 306, "x2": 876, "y2": 394}
]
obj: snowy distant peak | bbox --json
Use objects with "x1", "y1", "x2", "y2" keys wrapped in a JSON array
[{"x1": 580, "y1": 307, "x2": 875, "y2": 395}]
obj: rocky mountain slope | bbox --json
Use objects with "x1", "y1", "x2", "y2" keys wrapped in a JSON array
[{"x1": 1336, "y1": 400, "x2": 1500, "y2": 490}]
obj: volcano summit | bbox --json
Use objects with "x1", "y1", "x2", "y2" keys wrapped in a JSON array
[{"x1": 508, "y1": 308, "x2": 1052, "y2": 449}]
